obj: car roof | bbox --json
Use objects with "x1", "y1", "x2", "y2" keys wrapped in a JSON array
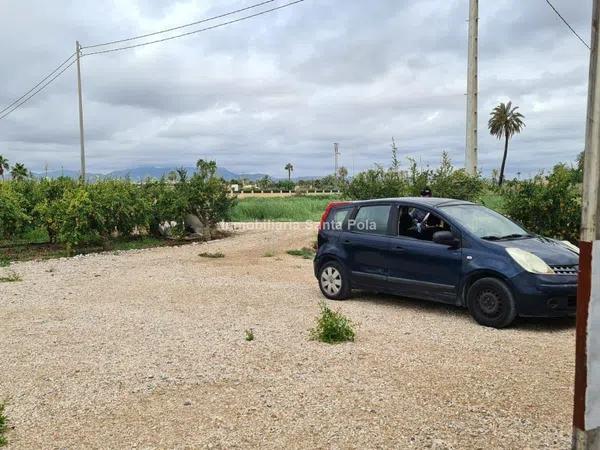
[{"x1": 345, "y1": 197, "x2": 475, "y2": 208}]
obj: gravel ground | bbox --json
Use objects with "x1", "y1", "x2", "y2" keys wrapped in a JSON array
[{"x1": 0, "y1": 223, "x2": 575, "y2": 449}]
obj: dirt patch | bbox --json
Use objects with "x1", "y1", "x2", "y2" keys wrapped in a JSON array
[{"x1": 0, "y1": 223, "x2": 574, "y2": 448}]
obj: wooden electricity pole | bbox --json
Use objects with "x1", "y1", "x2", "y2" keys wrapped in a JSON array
[
  {"x1": 465, "y1": 0, "x2": 478, "y2": 175},
  {"x1": 573, "y1": 0, "x2": 600, "y2": 448},
  {"x1": 75, "y1": 41, "x2": 86, "y2": 182}
]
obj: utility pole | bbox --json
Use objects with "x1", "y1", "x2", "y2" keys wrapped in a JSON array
[
  {"x1": 334, "y1": 143, "x2": 340, "y2": 177},
  {"x1": 465, "y1": 0, "x2": 478, "y2": 175},
  {"x1": 75, "y1": 41, "x2": 86, "y2": 182},
  {"x1": 573, "y1": 0, "x2": 600, "y2": 448}
]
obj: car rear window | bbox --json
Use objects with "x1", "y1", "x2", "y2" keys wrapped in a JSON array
[{"x1": 350, "y1": 204, "x2": 391, "y2": 234}]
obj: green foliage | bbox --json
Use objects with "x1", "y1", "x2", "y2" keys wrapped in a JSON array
[
  {"x1": 343, "y1": 152, "x2": 483, "y2": 202},
  {"x1": 87, "y1": 180, "x2": 152, "y2": 240},
  {"x1": 0, "y1": 183, "x2": 30, "y2": 238},
  {"x1": 0, "y1": 160, "x2": 235, "y2": 251},
  {"x1": 9, "y1": 162, "x2": 29, "y2": 181},
  {"x1": 503, "y1": 164, "x2": 581, "y2": 242},
  {"x1": 142, "y1": 179, "x2": 187, "y2": 236},
  {"x1": 310, "y1": 301, "x2": 356, "y2": 344},
  {"x1": 198, "y1": 251, "x2": 225, "y2": 258},
  {"x1": 0, "y1": 271, "x2": 22, "y2": 283},
  {"x1": 56, "y1": 187, "x2": 98, "y2": 252},
  {"x1": 429, "y1": 152, "x2": 485, "y2": 202},
  {"x1": 231, "y1": 195, "x2": 338, "y2": 222},
  {"x1": 343, "y1": 165, "x2": 408, "y2": 200},
  {"x1": 245, "y1": 328, "x2": 255, "y2": 341},
  {"x1": 287, "y1": 247, "x2": 315, "y2": 259},
  {"x1": 488, "y1": 101, "x2": 526, "y2": 186},
  {"x1": 183, "y1": 160, "x2": 237, "y2": 228},
  {"x1": 0, "y1": 402, "x2": 7, "y2": 447}
]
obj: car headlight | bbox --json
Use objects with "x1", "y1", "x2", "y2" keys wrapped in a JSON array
[
  {"x1": 506, "y1": 247, "x2": 555, "y2": 274},
  {"x1": 560, "y1": 240, "x2": 580, "y2": 254}
]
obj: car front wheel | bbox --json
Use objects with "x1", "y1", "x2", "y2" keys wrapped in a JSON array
[
  {"x1": 318, "y1": 261, "x2": 351, "y2": 300},
  {"x1": 467, "y1": 277, "x2": 517, "y2": 328}
]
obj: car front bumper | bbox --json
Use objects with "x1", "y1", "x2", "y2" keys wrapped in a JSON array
[{"x1": 510, "y1": 272, "x2": 577, "y2": 317}]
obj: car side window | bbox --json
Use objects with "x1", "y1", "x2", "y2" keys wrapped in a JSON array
[
  {"x1": 324, "y1": 207, "x2": 352, "y2": 231},
  {"x1": 397, "y1": 206, "x2": 452, "y2": 243},
  {"x1": 350, "y1": 204, "x2": 391, "y2": 235}
]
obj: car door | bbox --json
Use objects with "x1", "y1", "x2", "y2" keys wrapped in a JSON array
[
  {"x1": 340, "y1": 202, "x2": 393, "y2": 289},
  {"x1": 388, "y1": 203, "x2": 463, "y2": 303}
]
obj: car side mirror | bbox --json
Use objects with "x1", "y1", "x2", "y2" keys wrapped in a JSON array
[{"x1": 433, "y1": 231, "x2": 459, "y2": 247}]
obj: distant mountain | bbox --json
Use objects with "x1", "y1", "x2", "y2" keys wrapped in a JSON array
[{"x1": 31, "y1": 166, "x2": 270, "y2": 182}]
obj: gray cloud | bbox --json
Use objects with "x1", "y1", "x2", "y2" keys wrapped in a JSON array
[{"x1": 0, "y1": 0, "x2": 593, "y2": 177}]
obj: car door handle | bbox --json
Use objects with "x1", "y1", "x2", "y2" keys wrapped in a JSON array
[
  {"x1": 393, "y1": 245, "x2": 405, "y2": 252},
  {"x1": 343, "y1": 239, "x2": 352, "y2": 244}
]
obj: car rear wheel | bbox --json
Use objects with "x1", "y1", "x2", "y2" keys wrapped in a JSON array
[
  {"x1": 467, "y1": 277, "x2": 517, "y2": 328},
  {"x1": 318, "y1": 261, "x2": 351, "y2": 300}
]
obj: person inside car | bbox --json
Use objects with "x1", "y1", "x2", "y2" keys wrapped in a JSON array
[{"x1": 411, "y1": 187, "x2": 433, "y2": 230}]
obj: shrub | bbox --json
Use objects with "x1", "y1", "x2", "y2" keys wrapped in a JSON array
[
  {"x1": 184, "y1": 160, "x2": 237, "y2": 228},
  {"x1": 0, "y1": 402, "x2": 7, "y2": 447},
  {"x1": 310, "y1": 301, "x2": 356, "y2": 343},
  {"x1": 0, "y1": 183, "x2": 29, "y2": 239},
  {"x1": 32, "y1": 177, "x2": 77, "y2": 243},
  {"x1": 55, "y1": 187, "x2": 98, "y2": 252},
  {"x1": 343, "y1": 152, "x2": 483, "y2": 201},
  {"x1": 503, "y1": 164, "x2": 581, "y2": 242},
  {"x1": 429, "y1": 152, "x2": 485, "y2": 202},
  {"x1": 87, "y1": 180, "x2": 152, "y2": 240},
  {"x1": 0, "y1": 271, "x2": 21, "y2": 283},
  {"x1": 287, "y1": 247, "x2": 315, "y2": 259},
  {"x1": 343, "y1": 165, "x2": 408, "y2": 200},
  {"x1": 198, "y1": 251, "x2": 225, "y2": 258},
  {"x1": 245, "y1": 328, "x2": 255, "y2": 341},
  {"x1": 0, "y1": 160, "x2": 236, "y2": 251},
  {"x1": 141, "y1": 179, "x2": 187, "y2": 236}
]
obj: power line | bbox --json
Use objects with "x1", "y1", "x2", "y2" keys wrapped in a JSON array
[
  {"x1": 82, "y1": 0, "x2": 277, "y2": 49},
  {"x1": 0, "y1": 59, "x2": 76, "y2": 121},
  {"x1": 0, "y1": 52, "x2": 76, "y2": 116},
  {"x1": 544, "y1": 0, "x2": 591, "y2": 50},
  {"x1": 83, "y1": 0, "x2": 306, "y2": 56}
]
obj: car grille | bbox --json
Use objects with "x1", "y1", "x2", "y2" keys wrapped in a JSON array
[{"x1": 550, "y1": 265, "x2": 579, "y2": 275}]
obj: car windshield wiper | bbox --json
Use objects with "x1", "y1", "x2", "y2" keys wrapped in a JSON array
[
  {"x1": 481, "y1": 235, "x2": 501, "y2": 241},
  {"x1": 498, "y1": 233, "x2": 533, "y2": 240}
]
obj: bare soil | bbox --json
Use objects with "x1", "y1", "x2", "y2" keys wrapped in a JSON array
[{"x1": 0, "y1": 223, "x2": 574, "y2": 449}]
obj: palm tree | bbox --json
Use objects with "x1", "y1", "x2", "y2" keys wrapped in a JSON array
[
  {"x1": 285, "y1": 163, "x2": 294, "y2": 181},
  {"x1": 10, "y1": 163, "x2": 29, "y2": 181},
  {"x1": 0, "y1": 155, "x2": 9, "y2": 181},
  {"x1": 488, "y1": 101, "x2": 525, "y2": 186}
]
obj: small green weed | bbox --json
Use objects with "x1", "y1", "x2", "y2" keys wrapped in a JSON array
[
  {"x1": 245, "y1": 328, "x2": 255, "y2": 341},
  {"x1": 0, "y1": 272, "x2": 21, "y2": 283},
  {"x1": 310, "y1": 301, "x2": 356, "y2": 344},
  {"x1": 0, "y1": 402, "x2": 7, "y2": 447},
  {"x1": 198, "y1": 251, "x2": 225, "y2": 258},
  {"x1": 263, "y1": 251, "x2": 275, "y2": 257},
  {"x1": 0, "y1": 257, "x2": 9, "y2": 268},
  {"x1": 286, "y1": 247, "x2": 315, "y2": 259}
]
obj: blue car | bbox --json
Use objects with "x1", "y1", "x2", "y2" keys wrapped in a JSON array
[{"x1": 313, "y1": 197, "x2": 579, "y2": 328}]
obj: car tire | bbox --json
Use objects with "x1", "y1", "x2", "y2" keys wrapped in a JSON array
[
  {"x1": 467, "y1": 277, "x2": 517, "y2": 328},
  {"x1": 318, "y1": 261, "x2": 351, "y2": 300}
]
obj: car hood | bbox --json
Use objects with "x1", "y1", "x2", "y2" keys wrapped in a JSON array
[{"x1": 491, "y1": 237, "x2": 579, "y2": 266}]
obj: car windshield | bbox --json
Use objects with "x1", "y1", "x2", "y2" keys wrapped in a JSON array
[{"x1": 439, "y1": 204, "x2": 530, "y2": 240}]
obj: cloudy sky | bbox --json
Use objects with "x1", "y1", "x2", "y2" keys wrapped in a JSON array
[{"x1": 0, "y1": 0, "x2": 593, "y2": 177}]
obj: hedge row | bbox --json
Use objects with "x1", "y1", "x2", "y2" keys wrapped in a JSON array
[
  {"x1": 0, "y1": 161, "x2": 235, "y2": 251},
  {"x1": 342, "y1": 152, "x2": 582, "y2": 242}
]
